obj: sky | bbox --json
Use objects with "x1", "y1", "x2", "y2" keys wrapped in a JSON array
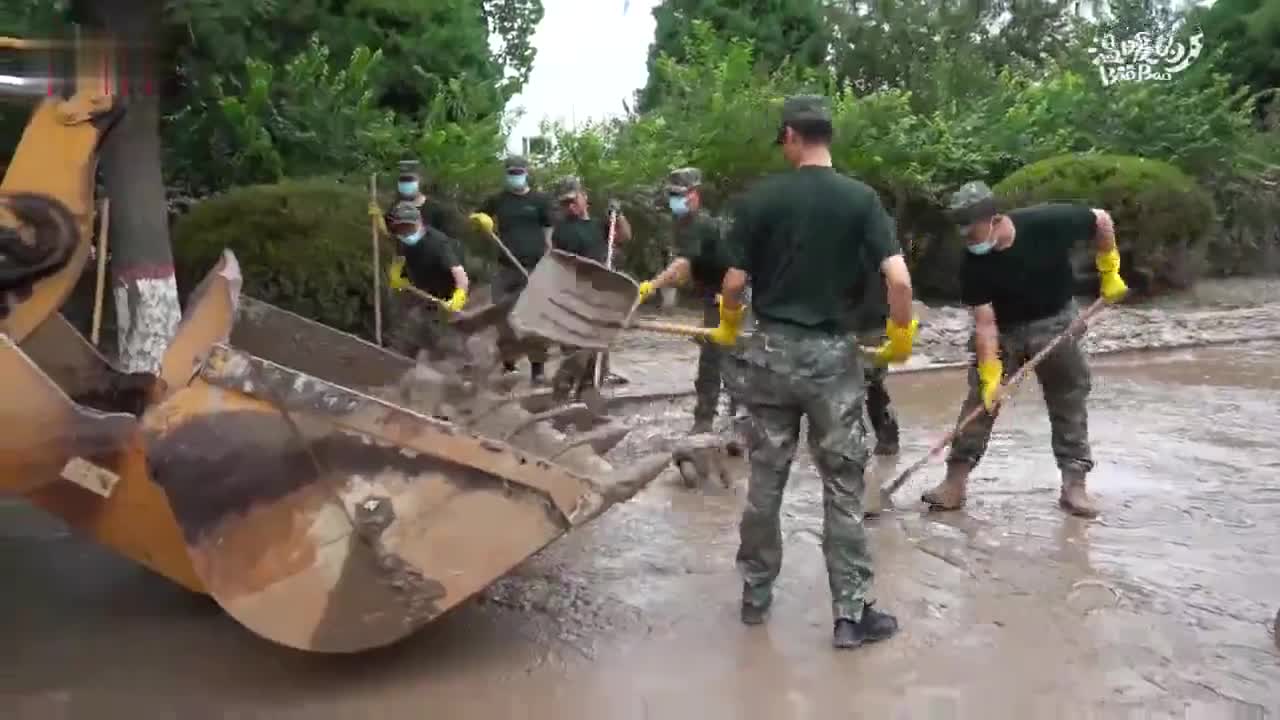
[
  {"x1": 503, "y1": 0, "x2": 1218, "y2": 153},
  {"x1": 504, "y1": 0, "x2": 660, "y2": 152}
]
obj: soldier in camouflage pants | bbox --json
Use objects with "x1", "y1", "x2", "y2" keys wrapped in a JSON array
[
  {"x1": 946, "y1": 301, "x2": 1093, "y2": 474},
  {"x1": 722, "y1": 323, "x2": 876, "y2": 627}
]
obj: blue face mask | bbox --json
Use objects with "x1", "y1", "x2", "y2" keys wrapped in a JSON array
[
  {"x1": 668, "y1": 195, "x2": 689, "y2": 216},
  {"x1": 967, "y1": 239, "x2": 995, "y2": 255},
  {"x1": 398, "y1": 181, "x2": 419, "y2": 196},
  {"x1": 965, "y1": 219, "x2": 998, "y2": 255},
  {"x1": 505, "y1": 173, "x2": 528, "y2": 191},
  {"x1": 398, "y1": 229, "x2": 423, "y2": 246}
]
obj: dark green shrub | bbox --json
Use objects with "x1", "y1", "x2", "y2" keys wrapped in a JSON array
[
  {"x1": 994, "y1": 153, "x2": 1216, "y2": 292},
  {"x1": 172, "y1": 178, "x2": 388, "y2": 339}
]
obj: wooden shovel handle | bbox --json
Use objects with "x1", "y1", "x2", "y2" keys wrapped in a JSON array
[
  {"x1": 628, "y1": 319, "x2": 714, "y2": 338},
  {"x1": 401, "y1": 284, "x2": 451, "y2": 311}
]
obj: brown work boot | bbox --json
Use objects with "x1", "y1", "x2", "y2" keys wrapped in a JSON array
[
  {"x1": 922, "y1": 462, "x2": 971, "y2": 510},
  {"x1": 1058, "y1": 469, "x2": 1098, "y2": 518}
]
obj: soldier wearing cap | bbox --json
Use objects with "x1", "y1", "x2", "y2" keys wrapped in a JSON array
[
  {"x1": 368, "y1": 159, "x2": 465, "y2": 244},
  {"x1": 926, "y1": 181, "x2": 1129, "y2": 518},
  {"x1": 469, "y1": 155, "x2": 556, "y2": 383},
  {"x1": 638, "y1": 166, "x2": 735, "y2": 432},
  {"x1": 547, "y1": 175, "x2": 631, "y2": 399},
  {"x1": 384, "y1": 201, "x2": 470, "y2": 361},
  {"x1": 711, "y1": 94, "x2": 919, "y2": 649}
]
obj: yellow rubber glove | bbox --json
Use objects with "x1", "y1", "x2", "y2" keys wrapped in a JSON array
[
  {"x1": 469, "y1": 212, "x2": 495, "y2": 235},
  {"x1": 977, "y1": 357, "x2": 1004, "y2": 412},
  {"x1": 707, "y1": 295, "x2": 747, "y2": 347},
  {"x1": 637, "y1": 280, "x2": 655, "y2": 302},
  {"x1": 446, "y1": 287, "x2": 468, "y2": 312},
  {"x1": 1095, "y1": 248, "x2": 1129, "y2": 303},
  {"x1": 873, "y1": 317, "x2": 919, "y2": 366},
  {"x1": 387, "y1": 257, "x2": 409, "y2": 291},
  {"x1": 369, "y1": 201, "x2": 387, "y2": 233}
]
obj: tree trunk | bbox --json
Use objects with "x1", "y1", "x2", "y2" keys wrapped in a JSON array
[{"x1": 81, "y1": 0, "x2": 180, "y2": 373}]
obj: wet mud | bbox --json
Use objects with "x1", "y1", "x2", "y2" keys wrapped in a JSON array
[{"x1": 3, "y1": 304, "x2": 1280, "y2": 717}]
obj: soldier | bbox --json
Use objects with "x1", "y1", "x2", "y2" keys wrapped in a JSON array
[
  {"x1": 924, "y1": 181, "x2": 1129, "y2": 518},
  {"x1": 383, "y1": 201, "x2": 469, "y2": 361},
  {"x1": 470, "y1": 155, "x2": 556, "y2": 384},
  {"x1": 846, "y1": 259, "x2": 901, "y2": 456},
  {"x1": 547, "y1": 175, "x2": 631, "y2": 399},
  {"x1": 710, "y1": 95, "x2": 919, "y2": 649},
  {"x1": 637, "y1": 167, "x2": 733, "y2": 432},
  {"x1": 391, "y1": 160, "x2": 465, "y2": 242}
]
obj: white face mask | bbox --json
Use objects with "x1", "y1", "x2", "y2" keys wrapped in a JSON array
[{"x1": 398, "y1": 229, "x2": 423, "y2": 246}]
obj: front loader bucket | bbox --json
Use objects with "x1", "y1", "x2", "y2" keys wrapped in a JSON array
[
  {"x1": 5, "y1": 247, "x2": 668, "y2": 653},
  {"x1": 143, "y1": 345, "x2": 667, "y2": 653}
]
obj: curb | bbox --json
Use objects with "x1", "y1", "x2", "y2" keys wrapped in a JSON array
[{"x1": 605, "y1": 334, "x2": 1280, "y2": 408}]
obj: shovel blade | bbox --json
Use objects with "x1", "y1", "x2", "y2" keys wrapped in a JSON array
[{"x1": 508, "y1": 250, "x2": 638, "y2": 350}]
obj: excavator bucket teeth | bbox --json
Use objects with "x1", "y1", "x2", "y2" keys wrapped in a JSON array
[{"x1": 141, "y1": 343, "x2": 661, "y2": 653}]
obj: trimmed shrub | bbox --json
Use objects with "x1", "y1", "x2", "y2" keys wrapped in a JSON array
[
  {"x1": 172, "y1": 178, "x2": 392, "y2": 339},
  {"x1": 994, "y1": 154, "x2": 1216, "y2": 293}
]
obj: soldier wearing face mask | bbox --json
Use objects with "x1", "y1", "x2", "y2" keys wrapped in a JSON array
[
  {"x1": 925, "y1": 181, "x2": 1129, "y2": 518},
  {"x1": 384, "y1": 201, "x2": 469, "y2": 361},
  {"x1": 369, "y1": 160, "x2": 465, "y2": 245},
  {"x1": 637, "y1": 167, "x2": 735, "y2": 433},
  {"x1": 470, "y1": 155, "x2": 556, "y2": 383}
]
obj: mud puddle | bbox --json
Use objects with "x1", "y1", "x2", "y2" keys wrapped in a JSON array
[{"x1": 2, "y1": 342, "x2": 1279, "y2": 718}]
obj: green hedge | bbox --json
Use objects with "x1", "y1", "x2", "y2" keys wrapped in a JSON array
[
  {"x1": 994, "y1": 153, "x2": 1216, "y2": 292},
  {"x1": 172, "y1": 179, "x2": 390, "y2": 339}
]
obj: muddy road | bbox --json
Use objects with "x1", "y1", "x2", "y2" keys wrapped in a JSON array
[{"x1": 3, "y1": 339, "x2": 1280, "y2": 718}]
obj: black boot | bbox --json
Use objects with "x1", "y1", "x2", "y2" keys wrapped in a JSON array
[
  {"x1": 502, "y1": 361, "x2": 517, "y2": 374},
  {"x1": 832, "y1": 602, "x2": 899, "y2": 649},
  {"x1": 530, "y1": 361, "x2": 546, "y2": 385},
  {"x1": 740, "y1": 601, "x2": 769, "y2": 626}
]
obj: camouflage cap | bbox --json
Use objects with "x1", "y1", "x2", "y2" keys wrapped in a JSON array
[
  {"x1": 666, "y1": 167, "x2": 703, "y2": 193},
  {"x1": 780, "y1": 94, "x2": 833, "y2": 125},
  {"x1": 387, "y1": 200, "x2": 422, "y2": 228},
  {"x1": 397, "y1": 159, "x2": 421, "y2": 180},
  {"x1": 504, "y1": 155, "x2": 529, "y2": 171},
  {"x1": 945, "y1": 180, "x2": 998, "y2": 227},
  {"x1": 554, "y1": 175, "x2": 584, "y2": 200}
]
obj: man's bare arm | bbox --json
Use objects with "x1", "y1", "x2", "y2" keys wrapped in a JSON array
[
  {"x1": 1092, "y1": 208, "x2": 1116, "y2": 253},
  {"x1": 879, "y1": 253, "x2": 914, "y2": 328},
  {"x1": 614, "y1": 214, "x2": 632, "y2": 244},
  {"x1": 720, "y1": 268, "x2": 748, "y2": 310},
  {"x1": 451, "y1": 265, "x2": 469, "y2": 293},
  {"x1": 973, "y1": 303, "x2": 999, "y2": 363},
  {"x1": 651, "y1": 257, "x2": 692, "y2": 289},
  {"x1": 543, "y1": 226, "x2": 554, "y2": 252}
]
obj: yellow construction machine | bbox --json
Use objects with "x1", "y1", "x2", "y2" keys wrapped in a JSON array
[{"x1": 0, "y1": 35, "x2": 668, "y2": 653}]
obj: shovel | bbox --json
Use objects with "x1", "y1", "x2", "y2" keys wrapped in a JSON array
[
  {"x1": 577, "y1": 209, "x2": 619, "y2": 412},
  {"x1": 881, "y1": 296, "x2": 1109, "y2": 503},
  {"x1": 508, "y1": 249, "x2": 716, "y2": 350}
]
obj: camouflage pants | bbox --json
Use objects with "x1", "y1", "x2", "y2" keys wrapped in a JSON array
[
  {"x1": 693, "y1": 296, "x2": 725, "y2": 422},
  {"x1": 386, "y1": 290, "x2": 459, "y2": 361},
  {"x1": 948, "y1": 301, "x2": 1094, "y2": 473},
  {"x1": 857, "y1": 330, "x2": 900, "y2": 446},
  {"x1": 492, "y1": 264, "x2": 548, "y2": 365},
  {"x1": 722, "y1": 321, "x2": 873, "y2": 622}
]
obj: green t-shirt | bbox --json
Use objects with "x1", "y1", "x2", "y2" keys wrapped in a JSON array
[
  {"x1": 400, "y1": 226, "x2": 462, "y2": 298},
  {"x1": 673, "y1": 212, "x2": 729, "y2": 293},
  {"x1": 724, "y1": 166, "x2": 900, "y2": 331},
  {"x1": 480, "y1": 190, "x2": 554, "y2": 268},
  {"x1": 552, "y1": 215, "x2": 610, "y2": 263},
  {"x1": 960, "y1": 203, "x2": 1096, "y2": 325}
]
